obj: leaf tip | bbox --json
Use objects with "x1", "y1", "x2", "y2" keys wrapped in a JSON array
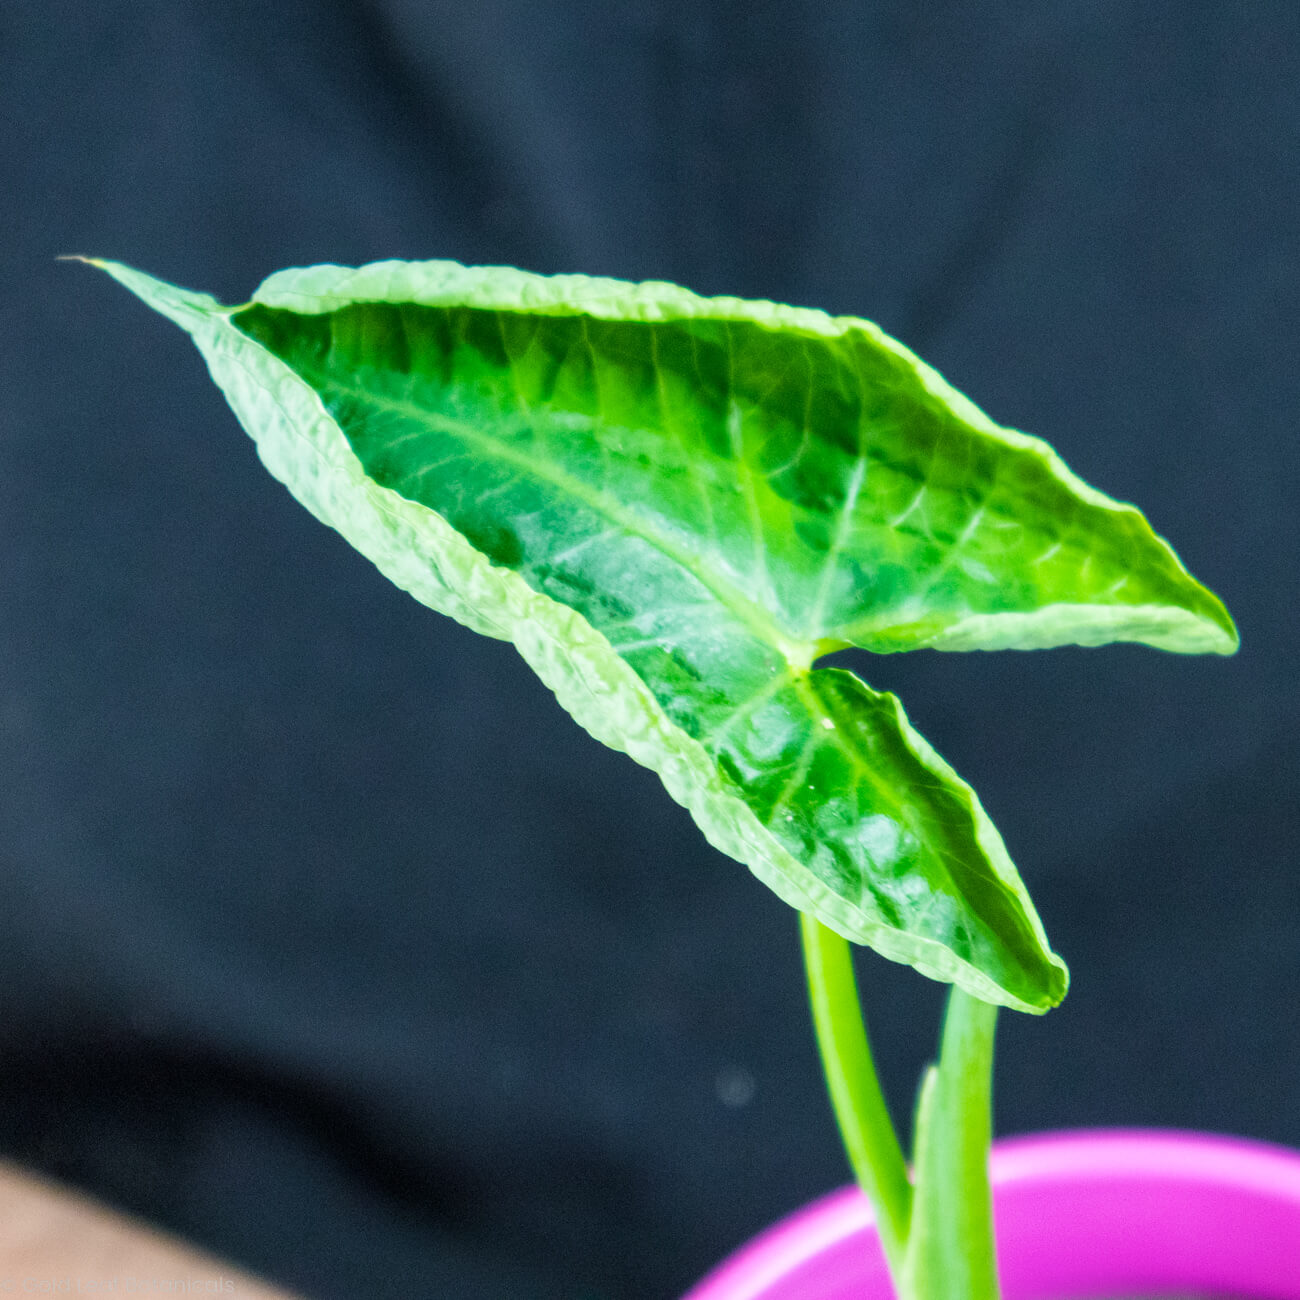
[
  {"x1": 1002, "y1": 952, "x2": 1069, "y2": 1016},
  {"x1": 1175, "y1": 585, "x2": 1239, "y2": 656},
  {"x1": 1209, "y1": 604, "x2": 1241, "y2": 656},
  {"x1": 72, "y1": 259, "x2": 225, "y2": 333},
  {"x1": 1043, "y1": 955, "x2": 1070, "y2": 1011}
]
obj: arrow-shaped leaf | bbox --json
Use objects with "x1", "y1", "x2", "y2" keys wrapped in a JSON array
[{"x1": 94, "y1": 259, "x2": 1236, "y2": 1013}]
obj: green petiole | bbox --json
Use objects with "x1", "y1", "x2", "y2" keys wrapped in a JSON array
[
  {"x1": 800, "y1": 913, "x2": 912, "y2": 1272},
  {"x1": 903, "y1": 988, "x2": 1000, "y2": 1299},
  {"x1": 801, "y1": 914, "x2": 1001, "y2": 1299}
]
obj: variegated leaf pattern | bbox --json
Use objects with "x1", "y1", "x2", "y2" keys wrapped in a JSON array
[{"x1": 96, "y1": 259, "x2": 1236, "y2": 1012}]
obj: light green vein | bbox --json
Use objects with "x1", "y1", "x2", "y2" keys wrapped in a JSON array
[{"x1": 295, "y1": 361, "x2": 811, "y2": 662}]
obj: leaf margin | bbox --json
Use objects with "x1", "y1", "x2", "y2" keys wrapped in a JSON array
[
  {"x1": 250, "y1": 258, "x2": 1238, "y2": 660},
  {"x1": 91, "y1": 257, "x2": 1070, "y2": 1013}
]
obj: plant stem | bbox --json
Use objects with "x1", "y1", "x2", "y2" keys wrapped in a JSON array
[
  {"x1": 799, "y1": 913, "x2": 912, "y2": 1273},
  {"x1": 903, "y1": 986, "x2": 1000, "y2": 1299}
]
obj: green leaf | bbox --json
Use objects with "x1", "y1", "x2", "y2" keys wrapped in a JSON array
[{"x1": 91, "y1": 258, "x2": 1237, "y2": 1014}]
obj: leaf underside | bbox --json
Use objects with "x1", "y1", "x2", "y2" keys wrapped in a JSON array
[{"x1": 95, "y1": 258, "x2": 1237, "y2": 1014}]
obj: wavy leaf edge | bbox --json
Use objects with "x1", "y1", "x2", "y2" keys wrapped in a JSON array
[
  {"x1": 88, "y1": 257, "x2": 1234, "y2": 1016},
  {"x1": 251, "y1": 259, "x2": 1237, "y2": 659}
]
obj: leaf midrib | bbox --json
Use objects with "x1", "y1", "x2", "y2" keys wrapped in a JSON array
[
  {"x1": 281, "y1": 349, "x2": 825, "y2": 667},
  {"x1": 254, "y1": 323, "x2": 1040, "y2": 937}
]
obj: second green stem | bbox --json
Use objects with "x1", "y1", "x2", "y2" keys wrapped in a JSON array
[
  {"x1": 800, "y1": 914, "x2": 1002, "y2": 1300},
  {"x1": 799, "y1": 911, "x2": 912, "y2": 1272}
]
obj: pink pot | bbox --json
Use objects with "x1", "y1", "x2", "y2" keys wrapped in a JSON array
[{"x1": 684, "y1": 1130, "x2": 1300, "y2": 1299}]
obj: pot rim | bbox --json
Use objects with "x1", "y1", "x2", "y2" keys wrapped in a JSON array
[{"x1": 683, "y1": 1128, "x2": 1300, "y2": 1300}]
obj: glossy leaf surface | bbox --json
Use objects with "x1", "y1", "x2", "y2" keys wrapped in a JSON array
[{"x1": 96, "y1": 259, "x2": 1237, "y2": 1013}]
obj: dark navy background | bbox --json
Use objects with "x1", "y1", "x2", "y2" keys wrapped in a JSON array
[{"x1": 3, "y1": 3, "x2": 1298, "y2": 1296}]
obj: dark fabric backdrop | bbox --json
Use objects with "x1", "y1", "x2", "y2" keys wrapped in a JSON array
[{"x1": 3, "y1": 2, "x2": 1298, "y2": 1297}]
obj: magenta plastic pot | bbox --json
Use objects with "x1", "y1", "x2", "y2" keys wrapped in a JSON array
[{"x1": 684, "y1": 1130, "x2": 1300, "y2": 1299}]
